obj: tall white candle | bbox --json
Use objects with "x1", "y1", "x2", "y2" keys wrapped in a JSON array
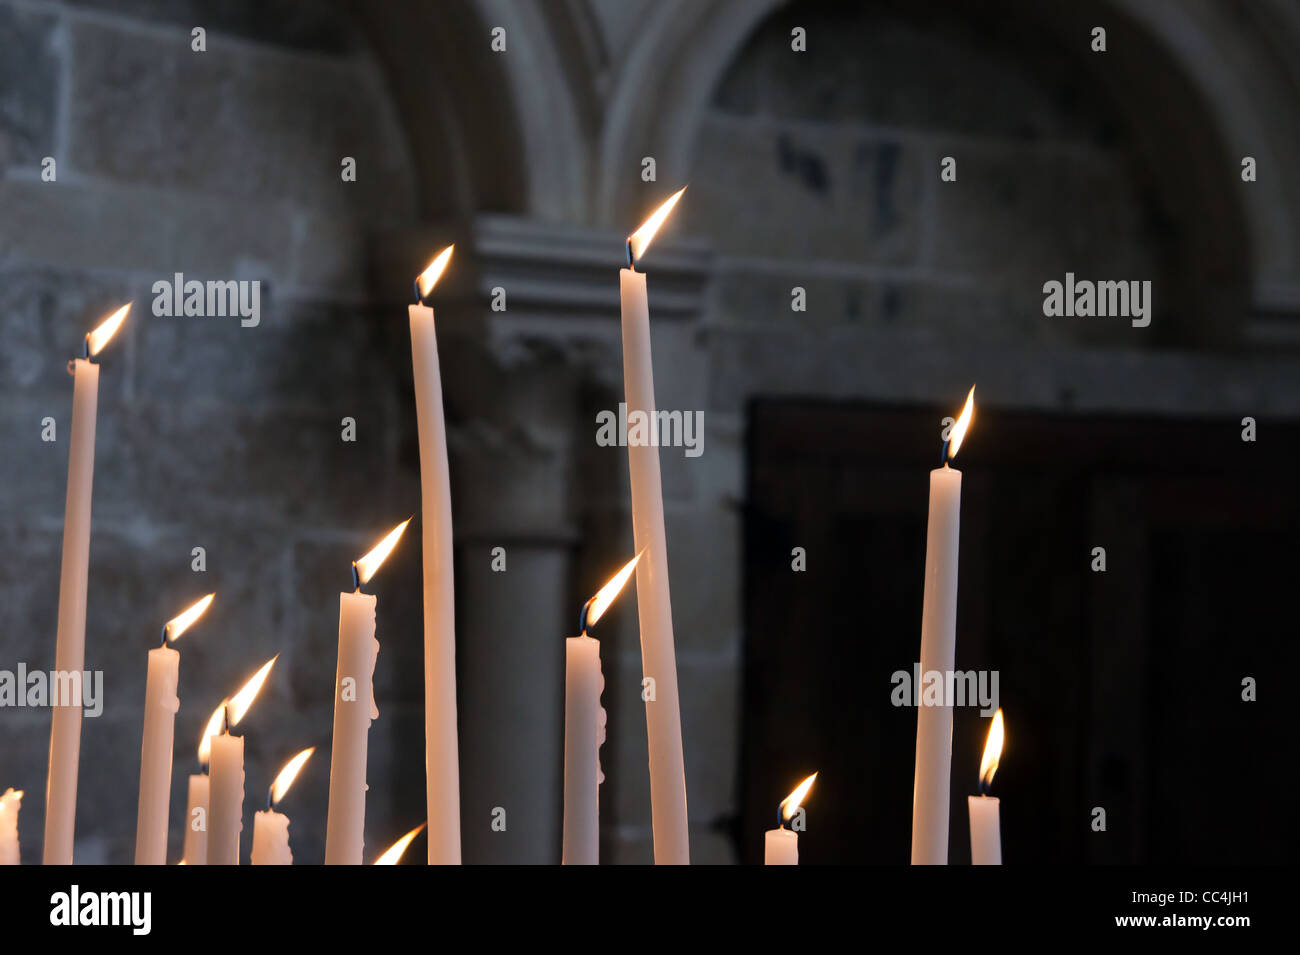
[
  {"x1": 764, "y1": 773, "x2": 816, "y2": 866},
  {"x1": 182, "y1": 772, "x2": 209, "y2": 865},
  {"x1": 44, "y1": 304, "x2": 129, "y2": 865},
  {"x1": 563, "y1": 555, "x2": 640, "y2": 865},
  {"x1": 0, "y1": 789, "x2": 23, "y2": 865},
  {"x1": 969, "y1": 708, "x2": 1004, "y2": 865},
  {"x1": 135, "y1": 594, "x2": 213, "y2": 865},
  {"x1": 325, "y1": 520, "x2": 409, "y2": 865},
  {"x1": 619, "y1": 190, "x2": 690, "y2": 865},
  {"x1": 207, "y1": 731, "x2": 244, "y2": 866},
  {"x1": 911, "y1": 387, "x2": 976, "y2": 865},
  {"x1": 410, "y1": 248, "x2": 461, "y2": 866},
  {"x1": 252, "y1": 747, "x2": 313, "y2": 866},
  {"x1": 204, "y1": 657, "x2": 277, "y2": 865}
]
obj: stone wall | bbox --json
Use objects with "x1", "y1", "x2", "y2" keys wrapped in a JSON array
[{"x1": 2, "y1": 0, "x2": 1299, "y2": 865}]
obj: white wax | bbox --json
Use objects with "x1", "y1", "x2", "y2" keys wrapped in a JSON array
[
  {"x1": 44, "y1": 357, "x2": 100, "y2": 865},
  {"x1": 251, "y1": 809, "x2": 293, "y2": 865},
  {"x1": 134, "y1": 645, "x2": 180, "y2": 864},
  {"x1": 409, "y1": 303, "x2": 462, "y2": 865},
  {"x1": 325, "y1": 590, "x2": 379, "y2": 865},
  {"x1": 182, "y1": 773, "x2": 209, "y2": 865},
  {"x1": 968, "y1": 796, "x2": 1002, "y2": 865},
  {"x1": 207, "y1": 733, "x2": 244, "y2": 865},
  {"x1": 562, "y1": 634, "x2": 604, "y2": 864},
  {"x1": 764, "y1": 827, "x2": 798, "y2": 865},
  {"x1": 911, "y1": 465, "x2": 962, "y2": 864},
  {"x1": 0, "y1": 789, "x2": 22, "y2": 865},
  {"x1": 619, "y1": 268, "x2": 690, "y2": 865}
]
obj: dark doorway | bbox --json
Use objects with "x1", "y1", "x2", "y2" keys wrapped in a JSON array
[{"x1": 740, "y1": 399, "x2": 1299, "y2": 864}]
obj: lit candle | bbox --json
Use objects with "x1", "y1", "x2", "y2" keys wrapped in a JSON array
[
  {"x1": 968, "y1": 709, "x2": 1004, "y2": 866},
  {"x1": 206, "y1": 657, "x2": 277, "y2": 865},
  {"x1": 373, "y1": 822, "x2": 427, "y2": 865},
  {"x1": 325, "y1": 519, "x2": 410, "y2": 865},
  {"x1": 252, "y1": 747, "x2": 314, "y2": 866},
  {"x1": 134, "y1": 593, "x2": 213, "y2": 865},
  {"x1": 620, "y1": 189, "x2": 691, "y2": 864},
  {"x1": 182, "y1": 708, "x2": 224, "y2": 865},
  {"x1": 43, "y1": 303, "x2": 129, "y2": 865},
  {"x1": 0, "y1": 789, "x2": 23, "y2": 865},
  {"x1": 764, "y1": 773, "x2": 817, "y2": 865},
  {"x1": 409, "y1": 248, "x2": 461, "y2": 865},
  {"x1": 911, "y1": 386, "x2": 976, "y2": 865},
  {"x1": 563, "y1": 553, "x2": 641, "y2": 865}
]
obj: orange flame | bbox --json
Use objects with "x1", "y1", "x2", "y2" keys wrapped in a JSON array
[
  {"x1": 583, "y1": 552, "x2": 643, "y2": 630},
  {"x1": 269, "y1": 747, "x2": 315, "y2": 806},
  {"x1": 165, "y1": 593, "x2": 215, "y2": 642},
  {"x1": 979, "y1": 709, "x2": 1004, "y2": 791},
  {"x1": 416, "y1": 246, "x2": 454, "y2": 300},
  {"x1": 373, "y1": 822, "x2": 427, "y2": 865},
  {"x1": 227, "y1": 656, "x2": 278, "y2": 727},
  {"x1": 86, "y1": 303, "x2": 131, "y2": 357},
  {"x1": 779, "y1": 772, "x2": 817, "y2": 822},
  {"x1": 197, "y1": 703, "x2": 225, "y2": 765},
  {"x1": 354, "y1": 518, "x2": 411, "y2": 586},
  {"x1": 627, "y1": 187, "x2": 686, "y2": 264},
  {"x1": 948, "y1": 385, "x2": 976, "y2": 461}
]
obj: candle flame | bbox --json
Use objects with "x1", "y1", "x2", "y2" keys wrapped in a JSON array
[
  {"x1": 373, "y1": 822, "x2": 427, "y2": 865},
  {"x1": 779, "y1": 772, "x2": 817, "y2": 822},
  {"x1": 197, "y1": 703, "x2": 225, "y2": 765},
  {"x1": 584, "y1": 552, "x2": 643, "y2": 630},
  {"x1": 86, "y1": 303, "x2": 131, "y2": 356},
  {"x1": 979, "y1": 709, "x2": 1004, "y2": 791},
  {"x1": 269, "y1": 747, "x2": 315, "y2": 806},
  {"x1": 416, "y1": 246, "x2": 454, "y2": 300},
  {"x1": 354, "y1": 518, "x2": 412, "y2": 586},
  {"x1": 627, "y1": 187, "x2": 686, "y2": 264},
  {"x1": 227, "y1": 655, "x2": 279, "y2": 727},
  {"x1": 165, "y1": 593, "x2": 215, "y2": 642},
  {"x1": 947, "y1": 385, "x2": 976, "y2": 461}
]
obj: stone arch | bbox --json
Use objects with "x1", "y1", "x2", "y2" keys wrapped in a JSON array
[
  {"x1": 594, "y1": 0, "x2": 1300, "y2": 345},
  {"x1": 355, "y1": 0, "x2": 592, "y2": 221}
]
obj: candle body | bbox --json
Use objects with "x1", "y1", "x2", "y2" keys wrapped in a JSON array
[
  {"x1": 0, "y1": 789, "x2": 22, "y2": 865},
  {"x1": 409, "y1": 303, "x2": 462, "y2": 865},
  {"x1": 44, "y1": 358, "x2": 100, "y2": 865},
  {"x1": 619, "y1": 268, "x2": 690, "y2": 865},
  {"x1": 910, "y1": 465, "x2": 962, "y2": 864},
  {"x1": 207, "y1": 734, "x2": 244, "y2": 865},
  {"x1": 968, "y1": 796, "x2": 1002, "y2": 865},
  {"x1": 764, "y1": 827, "x2": 798, "y2": 865},
  {"x1": 325, "y1": 590, "x2": 379, "y2": 865},
  {"x1": 562, "y1": 634, "x2": 604, "y2": 864},
  {"x1": 134, "y1": 645, "x2": 180, "y2": 864},
  {"x1": 251, "y1": 809, "x2": 293, "y2": 865},
  {"x1": 182, "y1": 773, "x2": 209, "y2": 865}
]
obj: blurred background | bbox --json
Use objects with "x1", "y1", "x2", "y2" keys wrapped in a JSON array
[{"x1": 1, "y1": 0, "x2": 1299, "y2": 864}]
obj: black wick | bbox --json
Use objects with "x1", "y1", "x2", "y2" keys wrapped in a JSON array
[
  {"x1": 940, "y1": 437, "x2": 953, "y2": 468},
  {"x1": 351, "y1": 562, "x2": 362, "y2": 594},
  {"x1": 578, "y1": 594, "x2": 599, "y2": 638},
  {"x1": 625, "y1": 239, "x2": 637, "y2": 271},
  {"x1": 160, "y1": 623, "x2": 171, "y2": 647},
  {"x1": 221, "y1": 702, "x2": 231, "y2": 736},
  {"x1": 413, "y1": 279, "x2": 425, "y2": 306}
]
